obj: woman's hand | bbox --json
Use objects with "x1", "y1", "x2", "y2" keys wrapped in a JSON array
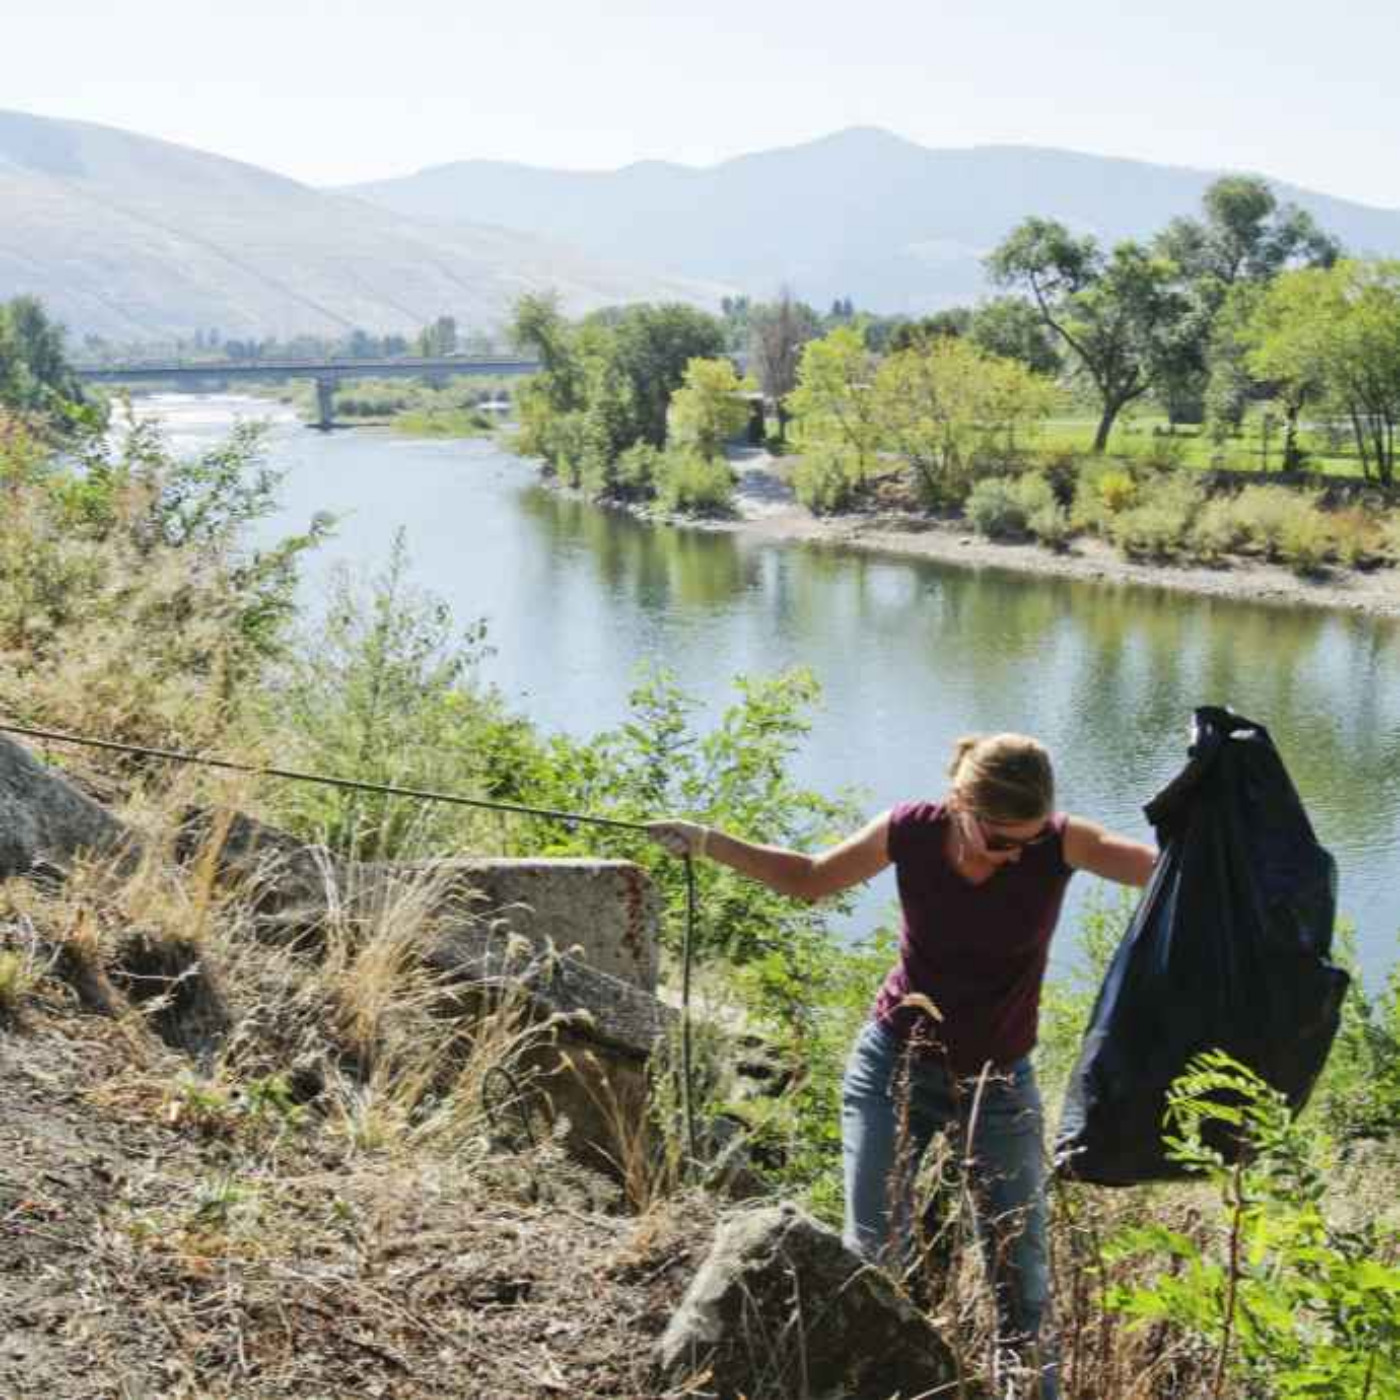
[
  {"x1": 646, "y1": 820, "x2": 710, "y2": 859},
  {"x1": 647, "y1": 812, "x2": 890, "y2": 900}
]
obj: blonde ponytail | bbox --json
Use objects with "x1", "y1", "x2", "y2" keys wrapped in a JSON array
[{"x1": 948, "y1": 732, "x2": 1054, "y2": 823}]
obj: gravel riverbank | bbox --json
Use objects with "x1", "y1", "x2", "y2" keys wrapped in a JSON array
[{"x1": 716, "y1": 453, "x2": 1400, "y2": 621}]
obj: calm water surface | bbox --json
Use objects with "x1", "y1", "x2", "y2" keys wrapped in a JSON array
[{"x1": 145, "y1": 395, "x2": 1400, "y2": 981}]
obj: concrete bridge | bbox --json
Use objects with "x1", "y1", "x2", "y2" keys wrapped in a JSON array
[{"x1": 74, "y1": 355, "x2": 541, "y2": 430}]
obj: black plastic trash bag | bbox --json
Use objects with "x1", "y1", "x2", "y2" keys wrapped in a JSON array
[{"x1": 1055, "y1": 706, "x2": 1349, "y2": 1186}]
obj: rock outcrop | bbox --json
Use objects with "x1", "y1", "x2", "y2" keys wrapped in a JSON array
[
  {"x1": 0, "y1": 735, "x2": 131, "y2": 878},
  {"x1": 2, "y1": 734, "x2": 674, "y2": 1171}
]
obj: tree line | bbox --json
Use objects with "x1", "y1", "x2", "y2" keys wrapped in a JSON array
[
  {"x1": 0, "y1": 295, "x2": 101, "y2": 435},
  {"x1": 75, "y1": 315, "x2": 501, "y2": 367}
]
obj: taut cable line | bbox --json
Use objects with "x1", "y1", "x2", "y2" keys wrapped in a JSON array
[{"x1": 0, "y1": 717, "x2": 702, "y2": 1170}]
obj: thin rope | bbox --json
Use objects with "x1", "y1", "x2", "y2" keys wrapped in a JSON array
[
  {"x1": 0, "y1": 720, "x2": 650, "y2": 832},
  {"x1": 682, "y1": 854, "x2": 698, "y2": 1169}
]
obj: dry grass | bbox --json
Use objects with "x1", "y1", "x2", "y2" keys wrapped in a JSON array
[{"x1": 0, "y1": 787, "x2": 719, "y2": 1399}]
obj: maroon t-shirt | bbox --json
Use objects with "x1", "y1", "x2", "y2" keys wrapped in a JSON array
[{"x1": 872, "y1": 799, "x2": 1074, "y2": 1074}]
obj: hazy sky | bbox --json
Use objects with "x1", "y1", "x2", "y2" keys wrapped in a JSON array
[{"x1": 7, "y1": 0, "x2": 1400, "y2": 207}]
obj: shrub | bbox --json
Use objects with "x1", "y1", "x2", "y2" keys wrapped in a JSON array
[
  {"x1": 1232, "y1": 484, "x2": 1307, "y2": 560},
  {"x1": 542, "y1": 410, "x2": 589, "y2": 488},
  {"x1": 792, "y1": 444, "x2": 862, "y2": 514},
  {"x1": 612, "y1": 441, "x2": 662, "y2": 501},
  {"x1": 1011, "y1": 472, "x2": 1057, "y2": 516},
  {"x1": 655, "y1": 450, "x2": 735, "y2": 516},
  {"x1": 1279, "y1": 507, "x2": 1335, "y2": 575},
  {"x1": 1189, "y1": 495, "x2": 1244, "y2": 562},
  {"x1": 1140, "y1": 432, "x2": 1188, "y2": 471},
  {"x1": 965, "y1": 477, "x2": 1027, "y2": 538},
  {"x1": 1071, "y1": 462, "x2": 1137, "y2": 534},
  {"x1": 1107, "y1": 1051, "x2": 1400, "y2": 1398},
  {"x1": 1109, "y1": 473, "x2": 1203, "y2": 560},
  {"x1": 1330, "y1": 507, "x2": 1384, "y2": 568},
  {"x1": 1028, "y1": 501, "x2": 1072, "y2": 550},
  {"x1": 0, "y1": 415, "x2": 328, "y2": 751},
  {"x1": 1314, "y1": 930, "x2": 1400, "y2": 1140},
  {"x1": 0, "y1": 948, "x2": 36, "y2": 1019},
  {"x1": 394, "y1": 407, "x2": 492, "y2": 438},
  {"x1": 1097, "y1": 469, "x2": 1138, "y2": 514}
]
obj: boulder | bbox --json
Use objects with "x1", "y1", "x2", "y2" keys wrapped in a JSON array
[
  {"x1": 0, "y1": 735, "x2": 131, "y2": 879},
  {"x1": 656, "y1": 1203, "x2": 973, "y2": 1400}
]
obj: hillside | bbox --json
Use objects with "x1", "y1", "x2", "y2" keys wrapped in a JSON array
[
  {"x1": 0, "y1": 110, "x2": 724, "y2": 341},
  {"x1": 346, "y1": 126, "x2": 1400, "y2": 312}
]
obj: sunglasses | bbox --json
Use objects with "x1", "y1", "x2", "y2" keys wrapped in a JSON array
[{"x1": 977, "y1": 817, "x2": 1054, "y2": 852}]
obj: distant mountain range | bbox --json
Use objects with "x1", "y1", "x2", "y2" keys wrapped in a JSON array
[
  {"x1": 7, "y1": 111, "x2": 1400, "y2": 343},
  {"x1": 0, "y1": 110, "x2": 723, "y2": 341},
  {"x1": 346, "y1": 126, "x2": 1400, "y2": 313}
]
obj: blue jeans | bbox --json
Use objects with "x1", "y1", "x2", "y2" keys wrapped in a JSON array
[{"x1": 841, "y1": 1019, "x2": 1056, "y2": 1395}]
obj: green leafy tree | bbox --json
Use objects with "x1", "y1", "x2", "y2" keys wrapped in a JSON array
[
  {"x1": 1322, "y1": 260, "x2": 1400, "y2": 486},
  {"x1": 0, "y1": 295, "x2": 99, "y2": 434},
  {"x1": 1157, "y1": 176, "x2": 1341, "y2": 296},
  {"x1": 720, "y1": 294, "x2": 752, "y2": 352},
  {"x1": 967, "y1": 296, "x2": 1062, "y2": 377},
  {"x1": 988, "y1": 220, "x2": 1187, "y2": 451},
  {"x1": 1236, "y1": 269, "x2": 1335, "y2": 468},
  {"x1": 668, "y1": 357, "x2": 754, "y2": 461},
  {"x1": 508, "y1": 292, "x2": 585, "y2": 467},
  {"x1": 787, "y1": 326, "x2": 883, "y2": 477},
  {"x1": 885, "y1": 308, "x2": 973, "y2": 353},
  {"x1": 608, "y1": 303, "x2": 728, "y2": 449},
  {"x1": 509, "y1": 291, "x2": 583, "y2": 410},
  {"x1": 1162, "y1": 178, "x2": 1341, "y2": 432},
  {"x1": 415, "y1": 315, "x2": 458, "y2": 357},
  {"x1": 872, "y1": 338, "x2": 1054, "y2": 505},
  {"x1": 577, "y1": 355, "x2": 637, "y2": 494}
]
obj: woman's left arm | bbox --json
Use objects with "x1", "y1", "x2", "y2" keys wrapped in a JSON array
[{"x1": 1063, "y1": 817, "x2": 1157, "y2": 888}]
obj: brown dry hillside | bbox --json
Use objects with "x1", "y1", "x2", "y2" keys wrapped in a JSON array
[{"x1": 0, "y1": 859, "x2": 715, "y2": 1400}]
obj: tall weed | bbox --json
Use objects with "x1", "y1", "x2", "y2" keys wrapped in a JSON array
[{"x1": 1106, "y1": 1051, "x2": 1400, "y2": 1398}]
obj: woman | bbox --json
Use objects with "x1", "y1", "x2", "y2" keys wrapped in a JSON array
[{"x1": 650, "y1": 732, "x2": 1156, "y2": 1396}]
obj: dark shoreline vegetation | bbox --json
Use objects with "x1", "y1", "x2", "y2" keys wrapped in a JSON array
[{"x1": 3, "y1": 217, "x2": 1400, "y2": 1390}]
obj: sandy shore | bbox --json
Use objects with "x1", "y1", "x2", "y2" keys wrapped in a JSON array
[{"x1": 714, "y1": 454, "x2": 1400, "y2": 622}]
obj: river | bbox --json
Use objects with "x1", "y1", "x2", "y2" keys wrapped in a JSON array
[{"x1": 141, "y1": 394, "x2": 1400, "y2": 983}]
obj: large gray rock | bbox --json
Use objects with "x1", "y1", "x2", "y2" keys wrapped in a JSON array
[
  {"x1": 656, "y1": 1203, "x2": 972, "y2": 1400},
  {"x1": 0, "y1": 735, "x2": 131, "y2": 878}
]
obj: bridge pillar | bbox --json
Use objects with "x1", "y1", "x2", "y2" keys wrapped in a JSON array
[{"x1": 314, "y1": 376, "x2": 336, "y2": 431}]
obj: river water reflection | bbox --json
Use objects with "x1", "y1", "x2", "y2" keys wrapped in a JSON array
[{"x1": 149, "y1": 396, "x2": 1400, "y2": 982}]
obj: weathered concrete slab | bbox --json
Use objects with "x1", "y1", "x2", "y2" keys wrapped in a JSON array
[
  {"x1": 187, "y1": 816, "x2": 661, "y2": 994},
  {"x1": 429, "y1": 922, "x2": 674, "y2": 1061},
  {"x1": 0, "y1": 735, "x2": 131, "y2": 879},
  {"x1": 424, "y1": 858, "x2": 661, "y2": 992}
]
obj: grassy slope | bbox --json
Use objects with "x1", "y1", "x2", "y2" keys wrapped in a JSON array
[{"x1": 0, "y1": 819, "x2": 710, "y2": 1400}]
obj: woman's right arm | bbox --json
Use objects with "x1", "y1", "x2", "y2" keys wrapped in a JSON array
[{"x1": 648, "y1": 812, "x2": 892, "y2": 903}]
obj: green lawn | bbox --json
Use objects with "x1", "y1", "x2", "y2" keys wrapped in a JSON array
[{"x1": 1038, "y1": 412, "x2": 1368, "y2": 478}]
